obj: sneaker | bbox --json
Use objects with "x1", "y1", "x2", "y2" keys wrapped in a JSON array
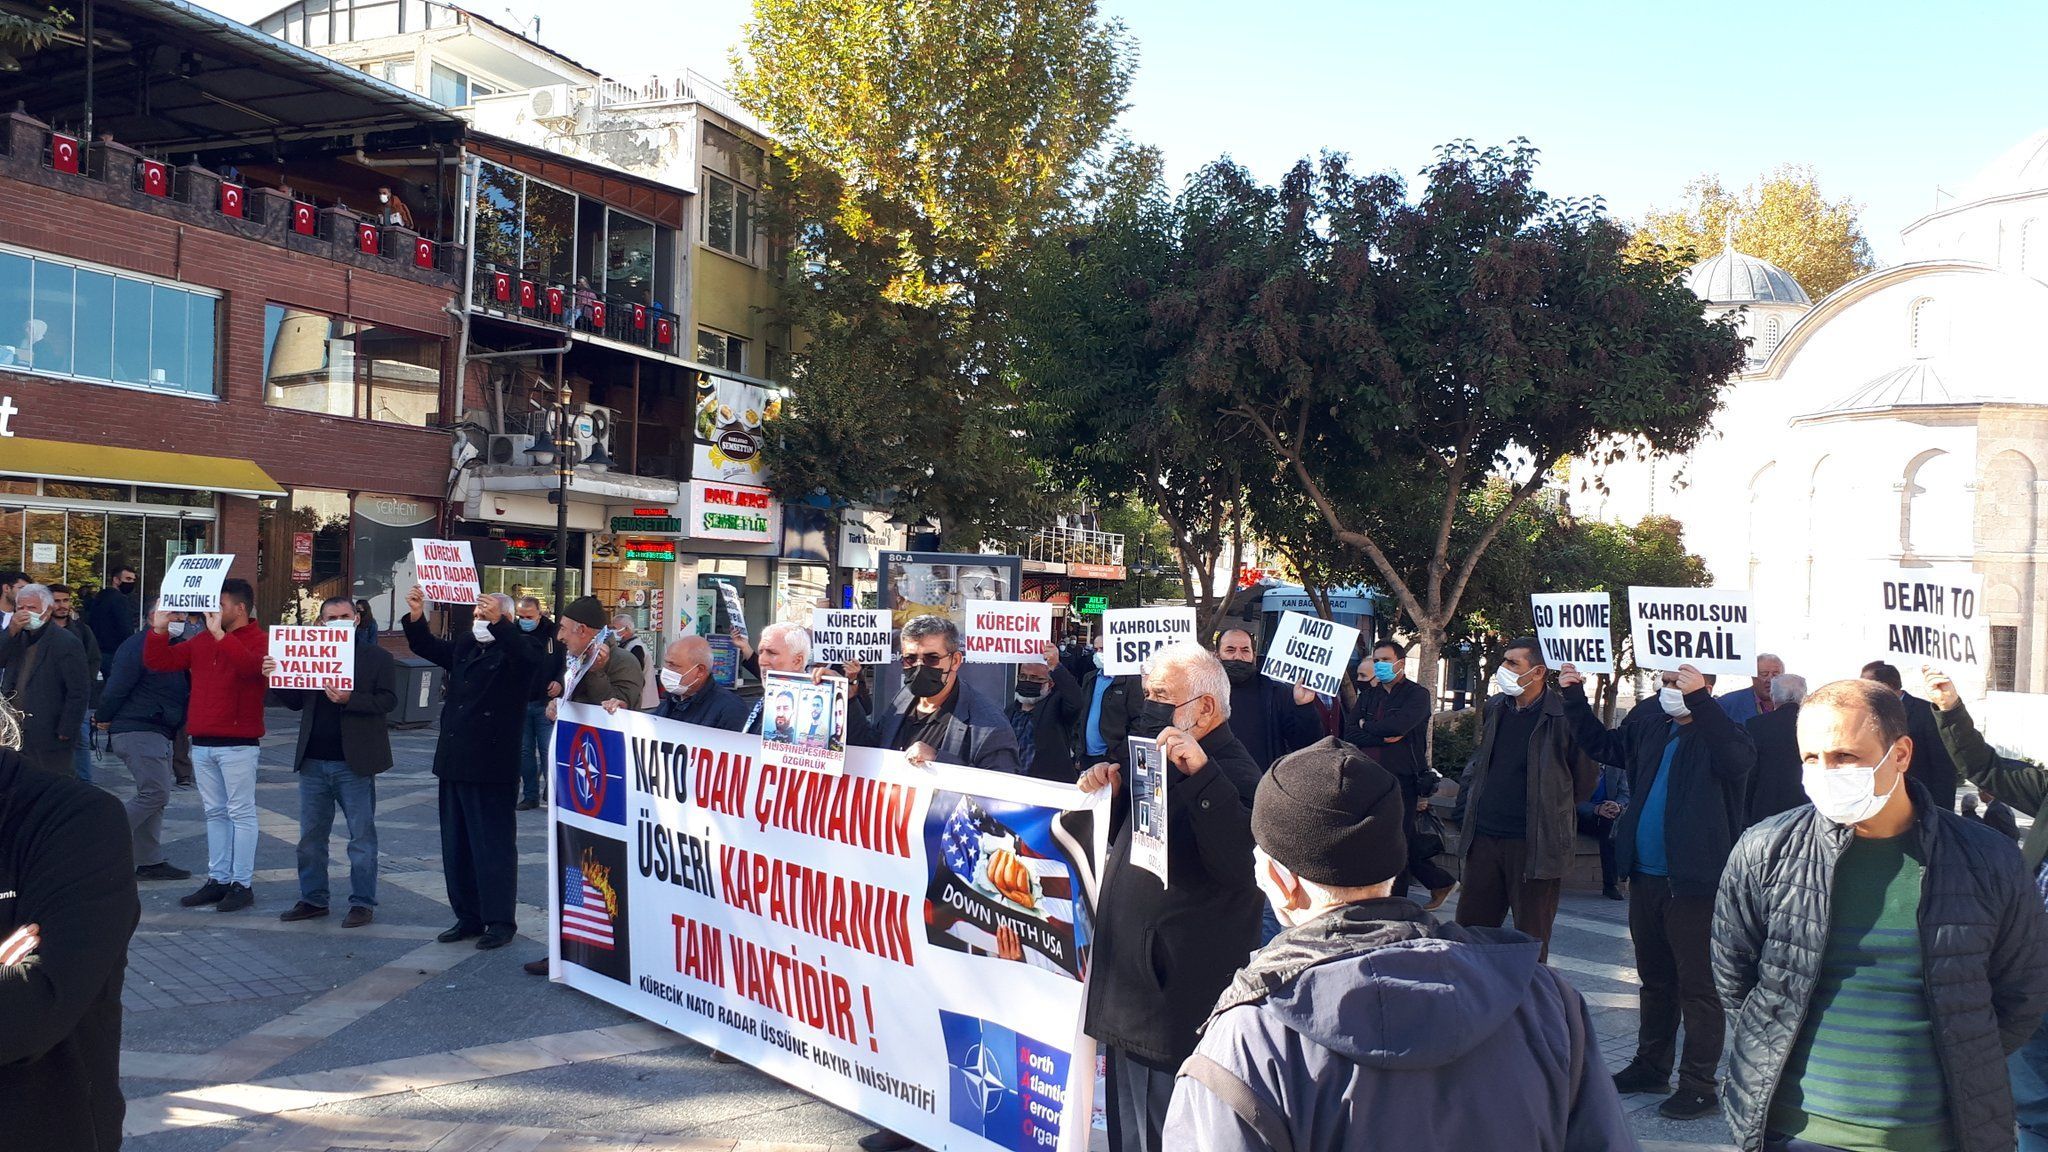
[
  {"x1": 342, "y1": 907, "x2": 374, "y2": 929},
  {"x1": 137, "y1": 861, "x2": 193, "y2": 881},
  {"x1": 278, "y1": 901, "x2": 329, "y2": 922},
  {"x1": 476, "y1": 926, "x2": 516, "y2": 950},
  {"x1": 1611, "y1": 1058, "x2": 1670, "y2": 1095},
  {"x1": 1658, "y1": 1086, "x2": 1718, "y2": 1120},
  {"x1": 1423, "y1": 883, "x2": 1456, "y2": 912},
  {"x1": 437, "y1": 923, "x2": 484, "y2": 943},
  {"x1": 516, "y1": 797, "x2": 539, "y2": 811},
  {"x1": 215, "y1": 884, "x2": 255, "y2": 913},
  {"x1": 179, "y1": 880, "x2": 229, "y2": 907}
]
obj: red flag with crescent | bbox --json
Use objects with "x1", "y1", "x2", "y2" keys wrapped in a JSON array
[
  {"x1": 50, "y1": 133, "x2": 79, "y2": 174},
  {"x1": 220, "y1": 183, "x2": 245, "y2": 218}
]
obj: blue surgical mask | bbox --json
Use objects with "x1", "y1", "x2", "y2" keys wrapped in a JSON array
[
  {"x1": 1373, "y1": 660, "x2": 1396, "y2": 684},
  {"x1": 518, "y1": 617, "x2": 539, "y2": 632}
]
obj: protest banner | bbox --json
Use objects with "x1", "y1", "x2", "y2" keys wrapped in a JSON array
[
  {"x1": 761, "y1": 669, "x2": 848, "y2": 776},
  {"x1": 1873, "y1": 569, "x2": 1989, "y2": 690},
  {"x1": 1127, "y1": 736, "x2": 1168, "y2": 885},
  {"x1": 1260, "y1": 610, "x2": 1360, "y2": 697},
  {"x1": 157, "y1": 553, "x2": 233, "y2": 612},
  {"x1": 1100, "y1": 607, "x2": 1197, "y2": 676},
  {"x1": 266, "y1": 625, "x2": 355, "y2": 691},
  {"x1": 410, "y1": 539, "x2": 480, "y2": 604},
  {"x1": 718, "y1": 581, "x2": 749, "y2": 640},
  {"x1": 811, "y1": 608, "x2": 894, "y2": 666},
  {"x1": 962, "y1": 600, "x2": 1054, "y2": 664},
  {"x1": 548, "y1": 702, "x2": 1108, "y2": 1152},
  {"x1": 1531, "y1": 592, "x2": 1615, "y2": 676},
  {"x1": 1627, "y1": 587, "x2": 1755, "y2": 678}
]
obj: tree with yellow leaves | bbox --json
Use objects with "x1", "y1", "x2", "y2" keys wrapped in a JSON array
[{"x1": 1627, "y1": 165, "x2": 1876, "y2": 299}]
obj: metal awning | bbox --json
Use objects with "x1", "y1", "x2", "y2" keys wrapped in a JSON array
[
  {"x1": 0, "y1": 0, "x2": 467, "y2": 157},
  {"x1": 2, "y1": 435, "x2": 285, "y2": 496}
]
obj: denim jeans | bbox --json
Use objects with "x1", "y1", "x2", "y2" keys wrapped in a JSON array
[
  {"x1": 518, "y1": 700, "x2": 550, "y2": 803},
  {"x1": 2013, "y1": 1018, "x2": 2048, "y2": 1151},
  {"x1": 297, "y1": 758, "x2": 378, "y2": 908},
  {"x1": 74, "y1": 712, "x2": 94, "y2": 781},
  {"x1": 191, "y1": 743, "x2": 260, "y2": 885}
]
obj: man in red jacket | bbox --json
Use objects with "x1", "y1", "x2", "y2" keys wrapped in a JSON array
[{"x1": 145, "y1": 578, "x2": 269, "y2": 913}]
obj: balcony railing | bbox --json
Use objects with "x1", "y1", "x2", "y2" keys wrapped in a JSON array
[
  {"x1": 1019, "y1": 525, "x2": 1126, "y2": 568},
  {"x1": 468, "y1": 261, "x2": 685, "y2": 355}
]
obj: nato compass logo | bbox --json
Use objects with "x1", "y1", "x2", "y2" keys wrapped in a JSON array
[
  {"x1": 940, "y1": 1009, "x2": 1070, "y2": 1151},
  {"x1": 556, "y1": 722, "x2": 626, "y2": 825}
]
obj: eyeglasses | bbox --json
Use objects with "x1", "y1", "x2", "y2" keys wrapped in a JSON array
[{"x1": 900, "y1": 652, "x2": 954, "y2": 669}]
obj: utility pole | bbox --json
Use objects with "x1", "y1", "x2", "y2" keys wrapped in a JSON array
[{"x1": 550, "y1": 352, "x2": 572, "y2": 621}]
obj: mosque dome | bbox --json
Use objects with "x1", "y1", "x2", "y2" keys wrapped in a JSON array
[{"x1": 1683, "y1": 247, "x2": 1811, "y2": 307}]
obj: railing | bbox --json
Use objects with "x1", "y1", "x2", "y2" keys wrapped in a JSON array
[
  {"x1": 1018, "y1": 525, "x2": 1126, "y2": 568},
  {"x1": 589, "y1": 69, "x2": 766, "y2": 135},
  {"x1": 468, "y1": 261, "x2": 683, "y2": 354}
]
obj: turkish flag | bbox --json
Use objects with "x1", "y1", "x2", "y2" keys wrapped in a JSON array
[
  {"x1": 413, "y1": 237, "x2": 435, "y2": 269},
  {"x1": 632, "y1": 303, "x2": 647, "y2": 330},
  {"x1": 357, "y1": 221, "x2": 380, "y2": 255},
  {"x1": 50, "y1": 133, "x2": 79, "y2": 174},
  {"x1": 492, "y1": 271, "x2": 512, "y2": 301},
  {"x1": 519, "y1": 280, "x2": 538, "y2": 309},
  {"x1": 139, "y1": 160, "x2": 169, "y2": 197},
  {"x1": 655, "y1": 317, "x2": 674, "y2": 347},
  {"x1": 292, "y1": 202, "x2": 317, "y2": 235},
  {"x1": 220, "y1": 182, "x2": 245, "y2": 218},
  {"x1": 546, "y1": 285, "x2": 564, "y2": 315},
  {"x1": 590, "y1": 301, "x2": 606, "y2": 329}
]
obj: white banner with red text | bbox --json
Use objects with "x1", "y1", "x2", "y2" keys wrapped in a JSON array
[{"x1": 546, "y1": 702, "x2": 1107, "y2": 1152}]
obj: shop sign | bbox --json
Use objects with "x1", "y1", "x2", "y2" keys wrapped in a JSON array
[
  {"x1": 692, "y1": 374, "x2": 774, "y2": 485},
  {"x1": 1073, "y1": 594, "x2": 1110, "y2": 616},
  {"x1": 610, "y1": 515, "x2": 682, "y2": 534},
  {"x1": 1068, "y1": 562, "x2": 1126, "y2": 581},
  {"x1": 838, "y1": 508, "x2": 899, "y2": 570},
  {"x1": 689, "y1": 480, "x2": 780, "y2": 543},
  {"x1": 0, "y1": 394, "x2": 18, "y2": 437},
  {"x1": 291, "y1": 532, "x2": 314, "y2": 582},
  {"x1": 622, "y1": 539, "x2": 677, "y2": 562}
]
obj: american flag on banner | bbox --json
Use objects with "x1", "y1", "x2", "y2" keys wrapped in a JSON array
[
  {"x1": 933, "y1": 794, "x2": 1078, "y2": 968},
  {"x1": 561, "y1": 864, "x2": 615, "y2": 950}
]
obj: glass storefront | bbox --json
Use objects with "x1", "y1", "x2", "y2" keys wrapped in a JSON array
[
  {"x1": 255, "y1": 488, "x2": 440, "y2": 629},
  {"x1": 0, "y1": 478, "x2": 216, "y2": 631}
]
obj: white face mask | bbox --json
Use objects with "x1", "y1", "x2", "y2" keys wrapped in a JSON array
[
  {"x1": 471, "y1": 618, "x2": 495, "y2": 644},
  {"x1": 659, "y1": 667, "x2": 687, "y2": 695},
  {"x1": 1802, "y1": 749, "x2": 1901, "y2": 827},
  {"x1": 18, "y1": 609, "x2": 44, "y2": 631},
  {"x1": 1493, "y1": 664, "x2": 1526, "y2": 697},
  {"x1": 1658, "y1": 685, "x2": 1690, "y2": 718}
]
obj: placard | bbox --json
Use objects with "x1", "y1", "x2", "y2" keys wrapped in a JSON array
[
  {"x1": 1874, "y1": 570, "x2": 1989, "y2": 689},
  {"x1": 812, "y1": 608, "x2": 893, "y2": 666},
  {"x1": 1259, "y1": 610, "x2": 1359, "y2": 697},
  {"x1": 1128, "y1": 735, "x2": 1168, "y2": 885},
  {"x1": 707, "y1": 633, "x2": 739, "y2": 688},
  {"x1": 158, "y1": 553, "x2": 233, "y2": 612},
  {"x1": 1627, "y1": 587, "x2": 1755, "y2": 677},
  {"x1": 760, "y1": 669, "x2": 848, "y2": 776},
  {"x1": 410, "y1": 538, "x2": 480, "y2": 604},
  {"x1": 1530, "y1": 592, "x2": 1615, "y2": 676},
  {"x1": 1100, "y1": 607, "x2": 1197, "y2": 676},
  {"x1": 718, "y1": 581, "x2": 748, "y2": 640},
  {"x1": 962, "y1": 600, "x2": 1054, "y2": 664},
  {"x1": 547, "y1": 703, "x2": 1108, "y2": 1152},
  {"x1": 267, "y1": 625, "x2": 355, "y2": 691}
]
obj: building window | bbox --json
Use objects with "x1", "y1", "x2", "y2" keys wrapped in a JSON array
[
  {"x1": 429, "y1": 62, "x2": 493, "y2": 106},
  {"x1": 0, "y1": 245, "x2": 217, "y2": 396},
  {"x1": 703, "y1": 172, "x2": 755, "y2": 262},
  {"x1": 1763, "y1": 314, "x2": 1781, "y2": 354},
  {"x1": 697, "y1": 328, "x2": 748, "y2": 373},
  {"x1": 1909, "y1": 296, "x2": 1942, "y2": 358},
  {"x1": 1990, "y1": 624, "x2": 2018, "y2": 693},
  {"x1": 261, "y1": 304, "x2": 443, "y2": 427}
]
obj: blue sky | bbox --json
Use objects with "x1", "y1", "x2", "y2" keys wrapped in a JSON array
[{"x1": 212, "y1": 0, "x2": 2048, "y2": 264}]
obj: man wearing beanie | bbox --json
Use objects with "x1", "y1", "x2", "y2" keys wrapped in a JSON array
[
  {"x1": 1164, "y1": 738, "x2": 1634, "y2": 1151},
  {"x1": 547, "y1": 596, "x2": 643, "y2": 722},
  {"x1": 1080, "y1": 642, "x2": 1263, "y2": 1152}
]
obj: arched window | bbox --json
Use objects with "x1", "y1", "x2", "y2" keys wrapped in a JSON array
[
  {"x1": 1763, "y1": 314, "x2": 1782, "y2": 354},
  {"x1": 1910, "y1": 296, "x2": 1943, "y2": 358}
]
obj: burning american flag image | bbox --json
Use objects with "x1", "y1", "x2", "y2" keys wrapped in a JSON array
[{"x1": 555, "y1": 824, "x2": 632, "y2": 984}]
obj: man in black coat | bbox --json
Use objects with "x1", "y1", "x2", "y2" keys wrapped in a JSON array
[
  {"x1": 0, "y1": 733, "x2": 141, "y2": 1151},
  {"x1": 86, "y1": 564, "x2": 139, "y2": 676},
  {"x1": 1744, "y1": 674, "x2": 1807, "y2": 825},
  {"x1": 1862, "y1": 660, "x2": 1959, "y2": 811},
  {"x1": 403, "y1": 588, "x2": 536, "y2": 950},
  {"x1": 271, "y1": 597, "x2": 399, "y2": 929},
  {"x1": 847, "y1": 615, "x2": 1020, "y2": 775},
  {"x1": 1009, "y1": 642, "x2": 1085, "y2": 783},
  {"x1": 1562, "y1": 662, "x2": 1753, "y2": 1122},
  {"x1": 1343, "y1": 638, "x2": 1453, "y2": 904},
  {"x1": 651, "y1": 634, "x2": 749, "y2": 730},
  {"x1": 1215, "y1": 628, "x2": 1321, "y2": 772},
  {"x1": 98, "y1": 605, "x2": 192, "y2": 882},
  {"x1": 0, "y1": 584, "x2": 90, "y2": 777},
  {"x1": 1079, "y1": 641, "x2": 1263, "y2": 1152},
  {"x1": 513, "y1": 596, "x2": 559, "y2": 810}
]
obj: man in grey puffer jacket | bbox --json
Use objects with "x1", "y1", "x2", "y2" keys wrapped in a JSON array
[
  {"x1": 1164, "y1": 738, "x2": 1634, "y2": 1151},
  {"x1": 1714, "y1": 679, "x2": 2048, "y2": 1152}
]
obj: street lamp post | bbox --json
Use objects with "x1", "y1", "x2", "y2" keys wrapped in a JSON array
[{"x1": 550, "y1": 354, "x2": 572, "y2": 622}]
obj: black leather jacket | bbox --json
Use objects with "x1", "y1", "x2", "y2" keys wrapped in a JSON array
[{"x1": 1713, "y1": 783, "x2": 2048, "y2": 1152}]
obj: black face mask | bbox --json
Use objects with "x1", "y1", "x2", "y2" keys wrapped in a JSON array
[
  {"x1": 1128, "y1": 698, "x2": 1182, "y2": 739},
  {"x1": 1222, "y1": 658, "x2": 1256, "y2": 686},
  {"x1": 1014, "y1": 681, "x2": 1043, "y2": 699},
  {"x1": 906, "y1": 663, "x2": 950, "y2": 699}
]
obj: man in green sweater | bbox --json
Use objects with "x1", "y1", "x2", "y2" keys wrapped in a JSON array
[{"x1": 1924, "y1": 665, "x2": 2048, "y2": 1152}]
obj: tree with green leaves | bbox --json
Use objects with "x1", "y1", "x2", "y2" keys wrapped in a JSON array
[
  {"x1": 1169, "y1": 141, "x2": 1745, "y2": 706},
  {"x1": 0, "y1": 7, "x2": 69, "y2": 58},
  {"x1": 1627, "y1": 165, "x2": 1876, "y2": 299},
  {"x1": 734, "y1": 0, "x2": 1132, "y2": 543}
]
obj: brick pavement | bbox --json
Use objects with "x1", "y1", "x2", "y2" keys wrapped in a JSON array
[{"x1": 94, "y1": 707, "x2": 1739, "y2": 1151}]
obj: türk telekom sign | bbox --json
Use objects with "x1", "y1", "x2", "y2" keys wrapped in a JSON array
[
  {"x1": 0, "y1": 395, "x2": 19, "y2": 437},
  {"x1": 687, "y1": 479, "x2": 782, "y2": 543}
]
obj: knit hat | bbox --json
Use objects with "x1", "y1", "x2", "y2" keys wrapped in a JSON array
[
  {"x1": 563, "y1": 596, "x2": 607, "y2": 629},
  {"x1": 1252, "y1": 736, "x2": 1407, "y2": 888}
]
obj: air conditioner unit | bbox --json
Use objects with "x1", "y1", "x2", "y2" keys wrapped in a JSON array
[
  {"x1": 487, "y1": 433, "x2": 536, "y2": 465},
  {"x1": 527, "y1": 84, "x2": 578, "y2": 125},
  {"x1": 573, "y1": 403, "x2": 616, "y2": 468}
]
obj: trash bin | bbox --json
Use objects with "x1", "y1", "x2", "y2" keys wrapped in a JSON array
[{"x1": 393, "y1": 656, "x2": 443, "y2": 726}]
